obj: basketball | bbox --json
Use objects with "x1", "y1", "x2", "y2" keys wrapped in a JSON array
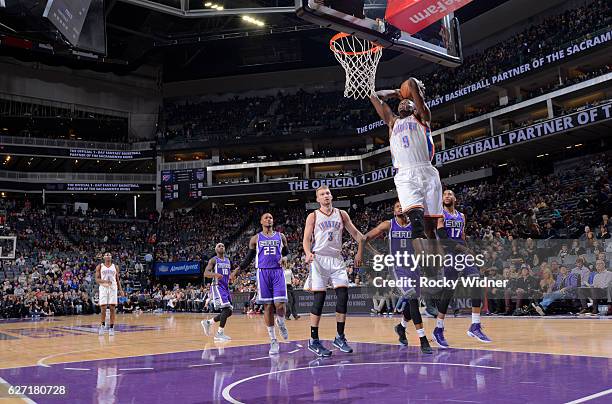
[{"x1": 400, "y1": 80, "x2": 412, "y2": 99}]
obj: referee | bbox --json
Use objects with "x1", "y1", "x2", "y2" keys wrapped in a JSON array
[{"x1": 283, "y1": 258, "x2": 300, "y2": 320}]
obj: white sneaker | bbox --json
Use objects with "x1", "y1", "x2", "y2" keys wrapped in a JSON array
[
  {"x1": 98, "y1": 325, "x2": 105, "y2": 335},
  {"x1": 276, "y1": 318, "x2": 289, "y2": 340},
  {"x1": 108, "y1": 328, "x2": 115, "y2": 336},
  {"x1": 201, "y1": 320, "x2": 212, "y2": 336},
  {"x1": 214, "y1": 332, "x2": 231, "y2": 342},
  {"x1": 269, "y1": 339, "x2": 280, "y2": 355}
]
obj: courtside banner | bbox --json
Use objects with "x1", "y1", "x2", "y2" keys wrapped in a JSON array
[
  {"x1": 435, "y1": 102, "x2": 612, "y2": 165},
  {"x1": 154, "y1": 261, "x2": 201, "y2": 276},
  {"x1": 426, "y1": 29, "x2": 612, "y2": 108}
]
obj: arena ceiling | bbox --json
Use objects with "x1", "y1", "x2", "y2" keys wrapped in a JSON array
[{"x1": 0, "y1": 0, "x2": 509, "y2": 80}]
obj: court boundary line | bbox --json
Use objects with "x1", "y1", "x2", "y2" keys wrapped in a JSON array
[
  {"x1": 221, "y1": 361, "x2": 503, "y2": 404},
  {"x1": 564, "y1": 388, "x2": 612, "y2": 403}
]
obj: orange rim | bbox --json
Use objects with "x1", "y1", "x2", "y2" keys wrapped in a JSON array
[{"x1": 330, "y1": 32, "x2": 382, "y2": 56}]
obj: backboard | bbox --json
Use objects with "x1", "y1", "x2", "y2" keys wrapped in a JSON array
[{"x1": 296, "y1": 0, "x2": 463, "y2": 67}]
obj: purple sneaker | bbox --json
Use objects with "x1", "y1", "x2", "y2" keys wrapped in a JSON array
[
  {"x1": 467, "y1": 323, "x2": 492, "y2": 343},
  {"x1": 432, "y1": 327, "x2": 449, "y2": 349}
]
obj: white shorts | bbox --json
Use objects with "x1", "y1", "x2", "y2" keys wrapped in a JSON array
[
  {"x1": 99, "y1": 286, "x2": 118, "y2": 306},
  {"x1": 394, "y1": 164, "x2": 443, "y2": 218},
  {"x1": 304, "y1": 255, "x2": 349, "y2": 291}
]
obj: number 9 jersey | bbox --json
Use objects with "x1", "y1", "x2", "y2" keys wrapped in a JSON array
[{"x1": 312, "y1": 208, "x2": 343, "y2": 257}]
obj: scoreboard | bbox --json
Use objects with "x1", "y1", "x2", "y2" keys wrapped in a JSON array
[{"x1": 161, "y1": 169, "x2": 207, "y2": 201}]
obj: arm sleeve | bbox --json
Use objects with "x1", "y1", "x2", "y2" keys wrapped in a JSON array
[{"x1": 239, "y1": 249, "x2": 256, "y2": 271}]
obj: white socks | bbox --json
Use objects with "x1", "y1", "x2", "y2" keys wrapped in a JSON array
[
  {"x1": 276, "y1": 316, "x2": 286, "y2": 328},
  {"x1": 267, "y1": 326, "x2": 276, "y2": 340},
  {"x1": 436, "y1": 318, "x2": 445, "y2": 328},
  {"x1": 416, "y1": 329, "x2": 426, "y2": 338},
  {"x1": 472, "y1": 313, "x2": 481, "y2": 324},
  {"x1": 400, "y1": 318, "x2": 408, "y2": 328}
]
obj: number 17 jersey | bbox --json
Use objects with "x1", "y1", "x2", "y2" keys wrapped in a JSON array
[{"x1": 312, "y1": 208, "x2": 343, "y2": 257}]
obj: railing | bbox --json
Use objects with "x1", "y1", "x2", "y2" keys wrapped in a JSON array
[
  {"x1": 0, "y1": 135, "x2": 154, "y2": 151},
  {"x1": 0, "y1": 170, "x2": 155, "y2": 183}
]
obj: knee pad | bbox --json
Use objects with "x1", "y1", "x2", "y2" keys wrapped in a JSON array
[
  {"x1": 311, "y1": 291, "x2": 326, "y2": 316},
  {"x1": 407, "y1": 209, "x2": 426, "y2": 239},
  {"x1": 335, "y1": 287, "x2": 349, "y2": 314}
]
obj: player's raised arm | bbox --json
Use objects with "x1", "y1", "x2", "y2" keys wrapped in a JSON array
[
  {"x1": 369, "y1": 89, "x2": 400, "y2": 126},
  {"x1": 303, "y1": 212, "x2": 316, "y2": 264},
  {"x1": 204, "y1": 257, "x2": 222, "y2": 279},
  {"x1": 407, "y1": 78, "x2": 431, "y2": 125}
]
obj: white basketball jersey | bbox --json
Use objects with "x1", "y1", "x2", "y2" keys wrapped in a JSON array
[
  {"x1": 312, "y1": 208, "x2": 343, "y2": 257},
  {"x1": 390, "y1": 115, "x2": 434, "y2": 169},
  {"x1": 100, "y1": 263, "x2": 117, "y2": 288}
]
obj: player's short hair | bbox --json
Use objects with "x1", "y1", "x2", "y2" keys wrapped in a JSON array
[
  {"x1": 315, "y1": 185, "x2": 330, "y2": 195},
  {"x1": 261, "y1": 212, "x2": 273, "y2": 219}
]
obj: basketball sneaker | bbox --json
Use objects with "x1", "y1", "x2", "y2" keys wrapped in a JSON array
[
  {"x1": 332, "y1": 335, "x2": 353, "y2": 353},
  {"x1": 531, "y1": 303, "x2": 545, "y2": 316},
  {"x1": 420, "y1": 337, "x2": 433, "y2": 354},
  {"x1": 108, "y1": 328, "x2": 115, "y2": 336},
  {"x1": 214, "y1": 331, "x2": 231, "y2": 342},
  {"x1": 467, "y1": 323, "x2": 491, "y2": 343},
  {"x1": 269, "y1": 339, "x2": 280, "y2": 355},
  {"x1": 276, "y1": 318, "x2": 289, "y2": 340},
  {"x1": 308, "y1": 339, "x2": 332, "y2": 357},
  {"x1": 201, "y1": 319, "x2": 212, "y2": 336},
  {"x1": 394, "y1": 324, "x2": 408, "y2": 346},
  {"x1": 432, "y1": 327, "x2": 449, "y2": 348},
  {"x1": 98, "y1": 325, "x2": 105, "y2": 335}
]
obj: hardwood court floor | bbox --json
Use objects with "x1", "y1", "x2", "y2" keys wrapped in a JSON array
[
  {"x1": 1, "y1": 313, "x2": 611, "y2": 370},
  {"x1": 0, "y1": 313, "x2": 611, "y2": 403}
]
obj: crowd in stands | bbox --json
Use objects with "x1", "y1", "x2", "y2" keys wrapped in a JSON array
[
  {"x1": 0, "y1": 146, "x2": 610, "y2": 318},
  {"x1": 160, "y1": 0, "x2": 611, "y2": 147}
]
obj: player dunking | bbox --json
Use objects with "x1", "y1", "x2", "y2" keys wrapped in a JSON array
[
  {"x1": 238, "y1": 213, "x2": 290, "y2": 355},
  {"x1": 95, "y1": 252, "x2": 123, "y2": 336},
  {"x1": 201, "y1": 243, "x2": 233, "y2": 342},
  {"x1": 357, "y1": 200, "x2": 433, "y2": 354},
  {"x1": 432, "y1": 190, "x2": 492, "y2": 347},
  {"x1": 303, "y1": 185, "x2": 364, "y2": 357},
  {"x1": 369, "y1": 78, "x2": 444, "y2": 239}
]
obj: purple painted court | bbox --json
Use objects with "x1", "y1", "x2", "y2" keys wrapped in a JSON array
[{"x1": 1, "y1": 341, "x2": 610, "y2": 403}]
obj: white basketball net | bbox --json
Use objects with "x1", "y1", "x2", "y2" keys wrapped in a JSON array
[{"x1": 330, "y1": 33, "x2": 383, "y2": 100}]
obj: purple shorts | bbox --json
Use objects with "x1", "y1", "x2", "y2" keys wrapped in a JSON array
[
  {"x1": 211, "y1": 284, "x2": 232, "y2": 309},
  {"x1": 256, "y1": 268, "x2": 287, "y2": 304},
  {"x1": 393, "y1": 266, "x2": 420, "y2": 297}
]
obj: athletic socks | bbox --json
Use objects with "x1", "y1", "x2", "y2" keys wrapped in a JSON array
[
  {"x1": 436, "y1": 318, "x2": 445, "y2": 328},
  {"x1": 267, "y1": 326, "x2": 276, "y2": 340},
  {"x1": 310, "y1": 326, "x2": 319, "y2": 340},
  {"x1": 217, "y1": 327, "x2": 224, "y2": 334},
  {"x1": 472, "y1": 313, "x2": 481, "y2": 324},
  {"x1": 400, "y1": 318, "x2": 408, "y2": 328},
  {"x1": 337, "y1": 321, "x2": 345, "y2": 337},
  {"x1": 276, "y1": 316, "x2": 286, "y2": 328},
  {"x1": 416, "y1": 328, "x2": 425, "y2": 338}
]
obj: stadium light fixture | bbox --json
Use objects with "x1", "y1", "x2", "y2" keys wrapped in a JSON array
[{"x1": 242, "y1": 15, "x2": 265, "y2": 27}]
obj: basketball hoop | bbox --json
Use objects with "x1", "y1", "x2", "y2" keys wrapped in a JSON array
[{"x1": 330, "y1": 32, "x2": 383, "y2": 100}]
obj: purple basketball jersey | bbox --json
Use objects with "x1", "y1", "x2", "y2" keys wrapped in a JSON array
[
  {"x1": 211, "y1": 256, "x2": 232, "y2": 308},
  {"x1": 256, "y1": 232, "x2": 283, "y2": 269},
  {"x1": 443, "y1": 209, "x2": 465, "y2": 242},
  {"x1": 389, "y1": 217, "x2": 419, "y2": 295}
]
